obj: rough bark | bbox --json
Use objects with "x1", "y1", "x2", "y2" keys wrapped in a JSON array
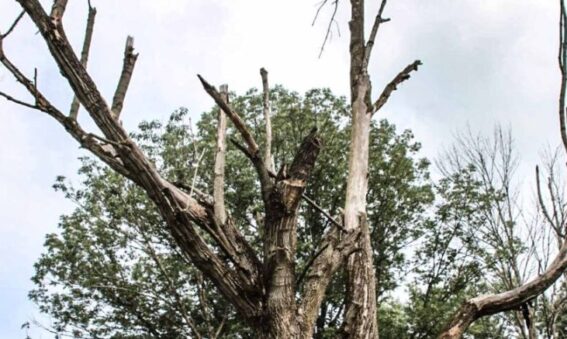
[
  {"x1": 4, "y1": 1, "x2": 422, "y2": 338},
  {"x1": 15, "y1": 0, "x2": 264, "y2": 322},
  {"x1": 262, "y1": 129, "x2": 321, "y2": 338},
  {"x1": 342, "y1": 1, "x2": 378, "y2": 337}
]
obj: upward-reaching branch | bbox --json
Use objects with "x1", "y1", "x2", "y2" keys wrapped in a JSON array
[
  {"x1": 198, "y1": 75, "x2": 259, "y2": 155},
  {"x1": 362, "y1": 0, "x2": 388, "y2": 70},
  {"x1": 198, "y1": 74, "x2": 273, "y2": 201},
  {"x1": 213, "y1": 84, "x2": 228, "y2": 224},
  {"x1": 260, "y1": 67, "x2": 275, "y2": 173},
  {"x1": 12, "y1": 1, "x2": 266, "y2": 322},
  {"x1": 111, "y1": 36, "x2": 138, "y2": 118},
  {"x1": 70, "y1": 3, "x2": 96, "y2": 119},
  {"x1": 559, "y1": 0, "x2": 567, "y2": 152}
]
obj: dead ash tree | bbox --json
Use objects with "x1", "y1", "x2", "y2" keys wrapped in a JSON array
[{"x1": 3, "y1": 0, "x2": 567, "y2": 338}]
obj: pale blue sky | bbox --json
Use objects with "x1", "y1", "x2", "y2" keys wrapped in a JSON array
[{"x1": 0, "y1": 0, "x2": 561, "y2": 337}]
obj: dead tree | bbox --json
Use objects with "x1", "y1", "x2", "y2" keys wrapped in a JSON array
[
  {"x1": 439, "y1": 0, "x2": 567, "y2": 337},
  {"x1": 3, "y1": 0, "x2": 567, "y2": 338},
  {"x1": 0, "y1": 0, "x2": 404, "y2": 337}
]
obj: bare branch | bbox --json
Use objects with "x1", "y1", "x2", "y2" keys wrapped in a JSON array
[
  {"x1": 537, "y1": 165, "x2": 564, "y2": 238},
  {"x1": 198, "y1": 75, "x2": 259, "y2": 155},
  {"x1": 14, "y1": 0, "x2": 265, "y2": 323},
  {"x1": 372, "y1": 59, "x2": 422, "y2": 114},
  {"x1": 0, "y1": 49, "x2": 129, "y2": 176},
  {"x1": 440, "y1": 237, "x2": 567, "y2": 338},
  {"x1": 559, "y1": 0, "x2": 567, "y2": 152},
  {"x1": 302, "y1": 193, "x2": 346, "y2": 232},
  {"x1": 189, "y1": 149, "x2": 205, "y2": 197},
  {"x1": 0, "y1": 90, "x2": 37, "y2": 109},
  {"x1": 111, "y1": 36, "x2": 138, "y2": 118},
  {"x1": 317, "y1": 0, "x2": 339, "y2": 58},
  {"x1": 70, "y1": 3, "x2": 97, "y2": 119},
  {"x1": 260, "y1": 68, "x2": 275, "y2": 172},
  {"x1": 362, "y1": 0, "x2": 389, "y2": 69},
  {"x1": 213, "y1": 84, "x2": 228, "y2": 224},
  {"x1": 312, "y1": 0, "x2": 330, "y2": 26},
  {"x1": 1, "y1": 11, "x2": 25, "y2": 39},
  {"x1": 199, "y1": 74, "x2": 273, "y2": 201},
  {"x1": 17, "y1": 0, "x2": 129, "y2": 143},
  {"x1": 213, "y1": 313, "x2": 227, "y2": 339}
]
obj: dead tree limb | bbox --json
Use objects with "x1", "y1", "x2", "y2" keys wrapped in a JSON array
[
  {"x1": 12, "y1": 0, "x2": 264, "y2": 322},
  {"x1": 198, "y1": 74, "x2": 273, "y2": 201},
  {"x1": 372, "y1": 59, "x2": 422, "y2": 114},
  {"x1": 111, "y1": 36, "x2": 138, "y2": 118},
  {"x1": 362, "y1": 0, "x2": 389, "y2": 70},
  {"x1": 70, "y1": 3, "x2": 96, "y2": 119},
  {"x1": 440, "y1": 1, "x2": 567, "y2": 337},
  {"x1": 260, "y1": 67, "x2": 275, "y2": 173},
  {"x1": 213, "y1": 84, "x2": 228, "y2": 224},
  {"x1": 439, "y1": 239, "x2": 567, "y2": 338},
  {"x1": 1, "y1": 11, "x2": 25, "y2": 39}
]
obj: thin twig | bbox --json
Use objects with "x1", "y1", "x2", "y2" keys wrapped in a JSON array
[
  {"x1": 302, "y1": 193, "x2": 346, "y2": 232},
  {"x1": 318, "y1": 0, "x2": 339, "y2": 58},
  {"x1": 33, "y1": 67, "x2": 38, "y2": 104},
  {"x1": 189, "y1": 149, "x2": 206, "y2": 198},
  {"x1": 0, "y1": 90, "x2": 37, "y2": 109},
  {"x1": 312, "y1": 0, "x2": 330, "y2": 26},
  {"x1": 1, "y1": 11, "x2": 25, "y2": 39},
  {"x1": 296, "y1": 244, "x2": 330, "y2": 288}
]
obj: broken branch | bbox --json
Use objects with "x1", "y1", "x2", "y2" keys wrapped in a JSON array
[
  {"x1": 111, "y1": 36, "x2": 138, "y2": 118},
  {"x1": 70, "y1": 3, "x2": 97, "y2": 119},
  {"x1": 213, "y1": 84, "x2": 228, "y2": 224},
  {"x1": 260, "y1": 67, "x2": 275, "y2": 173}
]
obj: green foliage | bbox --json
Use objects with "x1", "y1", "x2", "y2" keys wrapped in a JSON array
[{"x1": 30, "y1": 86, "x2": 434, "y2": 337}]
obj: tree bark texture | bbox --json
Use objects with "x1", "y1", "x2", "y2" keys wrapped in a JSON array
[{"x1": 342, "y1": 1, "x2": 379, "y2": 338}]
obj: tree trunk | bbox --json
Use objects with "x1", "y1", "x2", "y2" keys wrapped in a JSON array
[{"x1": 341, "y1": 1, "x2": 379, "y2": 337}]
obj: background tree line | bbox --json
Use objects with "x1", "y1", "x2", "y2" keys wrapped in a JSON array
[{"x1": 28, "y1": 86, "x2": 567, "y2": 338}]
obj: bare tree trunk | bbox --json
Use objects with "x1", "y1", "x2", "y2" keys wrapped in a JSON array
[{"x1": 341, "y1": 1, "x2": 378, "y2": 337}]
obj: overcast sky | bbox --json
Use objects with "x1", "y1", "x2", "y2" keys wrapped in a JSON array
[{"x1": 0, "y1": 0, "x2": 561, "y2": 337}]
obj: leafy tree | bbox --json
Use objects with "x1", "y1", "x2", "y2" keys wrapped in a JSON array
[{"x1": 31, "y1": 87, "x2": 432, "y2": 338}]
